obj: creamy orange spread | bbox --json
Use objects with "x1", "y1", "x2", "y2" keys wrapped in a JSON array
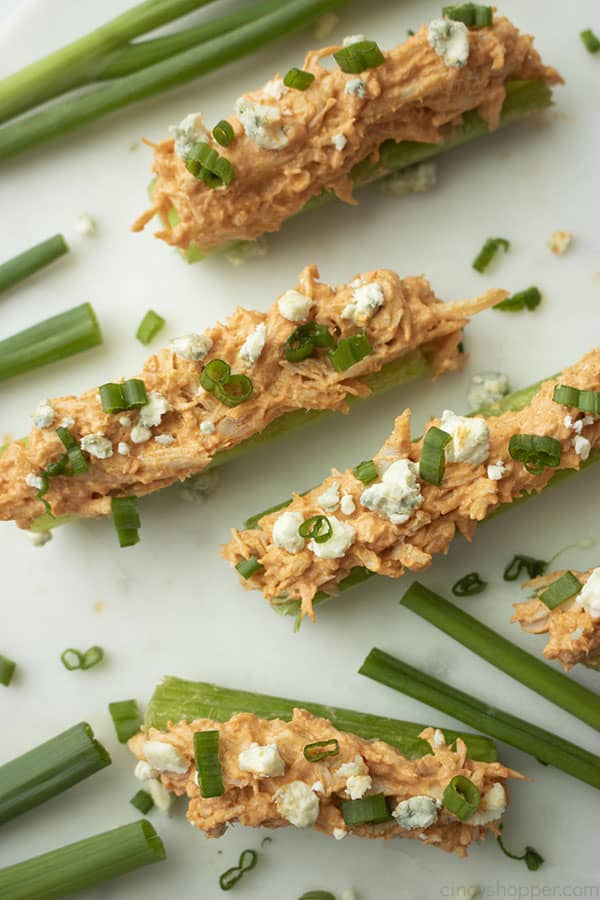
[
  {"x1": 129, "y1": 709, "x2": 521, "y2": 856},
  {"x1": 224, "y1": 349, "x2": 600, "y2": 621},
  {"x1": 132, "y1": 16, "x2": 560, "y2": 252},
  {"x1": 0, "y1": 266, "x2": 501, "y2": 530},
  {"x1": 513, "y1": 568, "x2": 600, "y2": 671}
]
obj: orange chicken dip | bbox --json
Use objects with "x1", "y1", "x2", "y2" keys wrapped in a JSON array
[
  {"x1": 132, "y1": 14, "x2": 561, "y2": 253},
  {"x1": 128, "y1": 708, "x2": 522, "y2": 856},
  {"x1": 0, "y1": 266, "x2": 503, "y2": 530},
  {"x1": 513, "y1": 568, "x2": 600, "y2": 672},
  {"x1": 224, "y1": 349, "x2": 600, "y2": 621}
]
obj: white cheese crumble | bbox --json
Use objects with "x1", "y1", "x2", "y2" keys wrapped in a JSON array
[
  {"x1": 148, "y1": 778, "x2": 172, "y2": 813},
  {"x1": 80, "y1": 433, "x2": 113, "y2": 459},
  {"x1": 573, "y1": 435, "x2": 591, "y2": 460},
  {"x1": 169, "y1": 112, "x2": 209, "y2": 158},
  {"x1": 576, "y1": 567, "x2": 600, "y2": 618},
  {"x1": 170, "y1": 333, "x2": 213, "y2": 361},
  {"x1": 360, "y1": 459, "x2": 423, "y2": 525},
  {"x1": 143, "y1": 741, "x2": 189, "y2": 774},
  {"x1": 340, "y1": 494, "x2": 355, "y2": 515},
  {"x1": 427, "y1": 18, "x2": 470, "y2": 67},
  {"x1": 272, "y1": 510, "x2": 305, "y2": 554},
  {"x1": 139, "y1": 391, "x2": 170, "y2": 428},
  {"x1": 155, "y1": 434, "x2": 175, "y2": 446},
  {"x1": 60, "y1": 416, "x2": 75, "y2": 429},
  {"x1": 239, "y1": 322, "x2": 267, "y2": 367},
  {"x1": 118, "y1": 442, "x2": 130, "y2": 456},
  {"x1": 119, "y1": 415, "x2": 131, "y2": 427},
  {"x1": 333, "y1": 828, "x2": 347, "y2": 840},
  {"x1": 275, "y1": 781, "x2": 319, "y2": 827},
  {"x1": 32, "y1": 400, "x2": 55, "y2": 429},
  {"x1": 134, "y1": 760, "x2": 155, "y2": 781},
  {"x1": 346, "y1": 774, "x2": 372, "y2": 800},
  {"x1": 308, "y1": 515, "x2": 355, "y2": 559},
  {"x1": 130, "y1": 424, "x2": 152, "y2": 444},
  {"x1": 238, "y1": 742, "x2": 285, "y2": 777},
  {"x1": 440, "y1": 410, "x2": 490, "y2": 464},
  {"x1": 278, "y1": 289, "x2": 313, "y2": 322},
  {"x1": 311, "y1": 781, "x2": 324, "y2": 793},
  {"x1": 467, "y1": 371, "x2": 510, "y2": 411},
  {"x1": 466, "y1": 783, "x2": 506, "y2": 825},
  {"x1": 317, "y1": 480, "x2": 340, "y2": 512},
  {"x1": 342, "y1": 281, "x2": 384, "y2": 326},
  {"x1": 235, "y1": 99, "x2": 288, "y2": 150},
  {"x1": 380, "y1": 161, "x2": 437, "y2": 196},
  {"x1": 487, "y1": 460, "x2": 506, "y2": 481},
  {"x1": 200, "y1": 420, "x2": 216, "y2": 436},
  {"x1": 433, "y1": 728, "x2": 445, "y2": 747},
  {"x1": 76, "y1": 213, "x2": 97, "y2": 236},
  {"x1": 392, "y1": 795, "x2": 439, "y2": 830},
  {"x1": 25, "y1": 473, "x2": 44, "y2": 491},
  {"x1": 548, "y1": 230, "x2": 572, "y2": 255},
  {"x1": 332, "y1": 133, "x2": 347, "y2": 151},
  {"x1": 264, "y1": 78, "x2": 287, "y2": 100},
  {"x1": 345, "y1": 78, "x2": 367, "y2": 98},
  {"x1": 343, "y1": 34, "x2": 366, "y2": 46},
  {"x1": 336, "y1": 756, "x2": 365, "y2": 779}
]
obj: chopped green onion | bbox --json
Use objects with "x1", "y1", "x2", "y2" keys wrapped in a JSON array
[
  {"x1": 539, "y1": 571, "x2": 582, "y2": 610},
  {"x1": 213, "y1": 119, "x2": 234, "y2": 146},
  {"x1": 298, "y1": 515, "x2": 332, "y2": 543},
  {"x1": 581, "y1": 29, "x2": 600, "y2": 54},
  {"x1": 328, "y1": 332, "x2": 372, "y2": 372},
  {"x1": 299, "y1": 893, "x2": 335, "y2": 900},
  {"x1": 130, "y1": 789, "x2": 154, "y2": 814},
  {"x1": 553, "y1": 384, "x2": 600, "y2": 415},
  {"x1": 111, "y1": 496, "x2": 141, "y2": 548},
  {"x1": 60, "y1": 647, "x2": 104, "y2": 671},
  {"x1": 136, "y1": 309, "x2": 165, "y2": 345},
  {"x1": 452, "y1": 572, "x2": 487, "y2": 596},
  {"x1": 503, "y1": 554, "x2": 547, "y2": 581},
  {"x1": 419, "y1": 426, "x2": 451, "y2": 485},
  {"x1": 108, "y1": 699, "x2": 142, "y2": 744},
  {"x1": 0, "y1": 819, "x2": 165, "y2": 899},
  {"x1": 200, "y1": 358, "x2": 253, "y2": 407},
  {"x1": 194, "y1": 730, "x2": 224, "y2": 798},
  {"x1": 99, "y1": 379, "x2": 148, "y2": 413},
  {"x1": 494, "y1": 286, "x2": 541, "y2": 312},
  {"x1": 285, "y1": 322, "x2": 334, "y2": 362},
  {"x1": 235, "y1": 556, "x2": 264, "y2": 579},
  {"x1": 186, "y1": 141, "x2": 234, "y2": 188},
  {"x1": 56, "y1": 426, "x2": 89, "y2": 475},
  {"x1": 303, "y1": 739, "x2": 339, "y2": 762},
  {"x1": 497, "y1": 827, "x2": 544, "y2": 870},
  {"x1": 283, "y1": 66, "x2": 315, "y2": 90},
  {"x1": 0, "y1": 722, "x2": 111, "y2": 826},
  {"x1": 122, "y1": 378, "x2": 149, "y2": 408},
  {"x1": 342, "y1": 793, "x2": 390, "y2": 825},
  {"x1": 443, "y1": 774, "x2": 481, "y2": 821},
  {"x1": 0, "y1": 234, "x2": 69, "y2": 295},
  {"x1": 0, "y1": 655, "x2": 16, "y2": 687},
  {"x1": 334, "y1": 40, "x2": 385, "y2": 73},
  {"x1": 472, "y1": 237, "x2": 509, "y2": 273},
  {"x1": 0, "y1": 302, "x2": 102, "y2": 382},
  {"x1": 352, "y1": 459, "x2": 377, "y2": 484},
  {"x1": 219, "y1": 849, "x2": 258, "y2": 891},
  {"x1": 443, "y1": 4, "x2": 493, "y2": 27},
  {"x1": 508, "y1": 434, "x2": 561, "y2": 475}
]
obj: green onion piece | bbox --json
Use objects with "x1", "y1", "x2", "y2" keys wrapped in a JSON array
[
  {"x1": 443, "y1": 774, "x2": 481, "y2": 821},
  {"x1": 352, "y1": 459, "x2": 377, "y2": 484},
  {"x1": 442, "y1": 4, "x2": 493, "y2": 27},
  {"x1": 303, "y1": 739, "x2": 339, "y2": 762},
  {"x1": 0, "y1": 234, "x2": 69, "y2": 295},
  {"x1": 81, "y1": 646, "x2": 104, "y2": 669},
  {"x1": 508, "y1": 434, "x2": 561, "y2": 475},
  {"x1": 581, "y1": 29, "x2": 600, "y2": 54},
  {"x1": 108, "y1": 699, "x2": 142, "y2": 744},
  {"x1": 235, "y1": 556, "x2": 264, "y2": 580},
  {"x1": 130, "y1": 789, "x2": 154, "y2": 815},
  {"x1": 0, "y1": 655, "x2": 16, "y2": 687},
  {"x1": 122, "y1": 379, "x2": 148, "y2": 408},
  {"x1": 44, "y1": 453, "x2": 69, "y2": 478},
  {"x1": 219, "y1": 849, "x2": 258, "y2": 891},
  {"x1": 0, "y1": 819, "x2": 165, "y2": 899},
  {"x1": 342, "y1": 793, "x2": 390, "y2": 825},
  {"x1": 285, "y1": 322, "x2": 333, "y2": 363},
  {"x1": 0, "y1": 722, "x2": 111, "y2": 826},
  {"x1": 494, "y1": 286, "x2": 541, "y2": 312},
  {"x1": 328, "y1": 332, "x2": 372, "y2": 372},
  {"x1": 334, "y1": 40, "x2": 385, "y2": 74},
  {"x1": 186, "y1": 141, "x2": 234, "y2": 187},
  {"x1": 200, "y1": 358, "x2": 253, "y2": 408},
  {"x1": 56, "y1": 426, "x2": 89, "y2": 475},
  {"x1": 503, "y1": 554, "x2": 547, "y2": 581},
  {"x1": 298, "y1": 515, "x2": 332, "y2": 543},
  {"x1": 283, "y1": 66, "x2": 315, "y2": 90},
  {"x1": 452, "y1": 572, "x2": 487, "y2": 596},
  {"x1": 194, "y1": 730, "x2": 224, "y2": 798},
  {"x1": 552, "y1": 384, "x2": 600, "y2": 415},
  {"x1": 497, "y1": 827, "x2": 544, "y2": 870},
  {"x1": 539, "y1": 571, "x2": 582, "y2": 610},
  {"x1": 99, "y1": 383, "x2": 125, "y2": 413},
  {"x1": 136, "y1": 309, "x2": 165, "y2": 345},
  {"x1": 472, "y1": 237, "x2": 510, "y2": 273},
  {"x1": 111, "y1": 496, "x2": 141, "y2": 548},
  {"x1": 261, "y1": 836, "x2": 272, "y2": 847},
  {"x1": 0, "y1": 302, "x2": 102, "y2": 382},
  {"x1": 299, "y1": 894, "x2": 336, "y2": 900},
  {"x1": 212, "y1": 119, "x2": 234, "y2": 146},
  {"x1": 419, "y1": 426, "x2": 451, "y2": 485},
  {"x1": 60, "y1": 647, "x2": 104, "y2": 671}
]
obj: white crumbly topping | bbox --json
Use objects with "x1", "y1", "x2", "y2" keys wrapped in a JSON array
[
  {"x1": 548, "y1": 230, "x2": 572, "y2": 255},
  {"x1": 117, "y1": 442, "x2": 130, "y2": 456},
  {"x1": 380, "y1": 161, "x2": 437, "y2": 196},
  {"x1": 569, "y1": 626, "x2": 584, "y2": 640},
  {"x1": 345, "y1": 78, "x2": 367, "y2": 98},
  {"x1": 340, "y1": 494, "x2": 355, "y2": 515},
  {"x1": 31, "y1": 400, "x2": 55, "y2": 429},
  {"x1": 336, "y1": 756, "x2": 365, "y2": 779},
  {"x1": 119, "y1": 415, "x2": 131, "y2": 427},
  {"x1": 29, "y1": 530, "x2": 52, "y2": 547},
  {"x1": 148, "y1": 778, "x2": 172, "y2": 813},
  {"x1": 170, "y1": 333, "x2": 213, "y2": 361},
  {"x1": 467, "y1": 371, "x2": 510, "y2": 411},
  {"x1": 308, "y1": 515, "x2": 355, "y2": 559},
  {"x1": 360, "y1": 459, "x2": 423, "y2": 525},
  {"x1": 239, "y1": 322, "x2": 267, "y2": 367},
  {"x1": 25, "y1": 473, "x2": 44, "y2": 490},
  {"x1": 573, "y1": 435, "x2": 591, "y2": 460},
  {"x1": 278, "y1": 289, "x2": 313, "y2": 322},
  {"x1": 80, "y1": 433, "x2": 113, "y2": 459},
  {"x1": 200, "y1": 419, "x2": 216, "y2": 436},
  {"x1": 317, "y1": 481, "x2": 340, "y2": 512},
  {"x1": 487, "y1": 460, "x2": 506, "y2": 481},
  {"x1": 311, "y1": 781, "x2": 324, "y2": 793},
  {"x1": 235, "y1": 99, "x2": 288, "y2": 150},
  {"x1": 263, "y1": 78, "x2": 287, "y2": 100},
  {"x1": 76, "y1": 213, "x2": 97, "y2": 236},
  {"x1": 440, "y1": 410, "x2": 490, "y2": 464},
  {"x1": 427, "y1": 18, "x2": 470, "y2": 67},
  {"x1": 433, "y1": 728, "x2": 445, "y2": 747},
  {"x1": 332, "y1": 133, "x2": 347, "y2": 151},
  {"x1": 139, "y1": 391, "x2": 170, "y2": 428},
  {"x1": 130, "y1": 424, "x2": 152, "y2": 444},
  {"x1": 333, "y1": 828, "x2": 347, "y2": 840},
  {"x1": 576, "y1": 567, "x2": 600, "y2": 618},
  {"x1": 392, "y1": 795, "x2": 439, "y2": 830},
  {"x1": 143, "y1": 741, "x2": 189, "y2": 774},
  {"x1": 169, "y1": 112, "x2": 209, "y2": 158},
  {"x1": 346, "y1": 774, "x2": 372, "y2": 799},
  {"x1": 238, "y1": 742, "x2": 285, "y2": 777},
  {"x1": 467, "y1": 783, "x2": 506, "y2": 825},
  {"x1": 134, "y1": 760, "x2": 156, "y2": 781},
  {"x1": 60, "y1": 416, "x2": 75, "y2": 429},
  {"x1": 342, "y1": 281, "x2": 384, "y2": 326},
  {"x1": 155, "y1": 434, "x2": 175, "y2": 446},
  {"x1": 343, "y1": 33, "x2": 366, "y2": 46},
  {"x1": 275, "y1": 781, "x2": 319, "y2": 827},
  {"x1": 272, "y1": 510, "x2": 305, "y2": 554},
  {"x1": 313, "y1": 12, "x2": 339, "y2": 40}
]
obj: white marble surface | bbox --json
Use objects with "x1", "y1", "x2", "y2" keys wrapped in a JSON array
[{"x1": 0, "y1": 1, "x2": 599, "y2": 898}]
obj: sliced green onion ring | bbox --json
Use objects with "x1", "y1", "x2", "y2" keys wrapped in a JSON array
[
  {"x1": 212, "y1": 119, "x2": 234, "y2": 147},
  {"x1": 539, "y1": 572, "x2": 582, "y2": 610},
  {"x1": 283, "y1": 67, "x2": 315, "y2": 90},
  {"x1": 111, "y1": 496, "x2": 141, "y2": 548},
  {"x1": 235, "y1": 556, "x2": 264, "y2": 580},
  {"x1": 553, "y1": 384, "x2": 600, "y2": 416},
  {"x1": 303, "y1": 739, "x2": 339, "y2": 762},
  {"x1": 342, "y1": 793, "x2": 390, "y2": 825},
  {"x1": 285, "y1": 322, "x2": 333, "y2": 363},
  {"x1": 443, "y1": 4, "x2": 493, "y2": 27},
  {"x1": 334, "y1": 40, "x2": 385, "y2": 74},
  {"x1": 581, "y1": 29, "x2": 600, "y2": 54},
  {"x1": 419, "y1": 426, "x2": 451, "y2": 486},
  {"x1": 200, "y1": 358, "x2": 253, "y2": 408},
  {"x1": 219, "y1": 849, "x2": 258, "y2": 891},
  {"x1": 452, "y1": 572, "x2": 487, "y2": 596},
  {"x1": 494, "y1": 287, "x2": 541, "y2": 313},
  {"x1": 130, "y1": 790, "x2": 154, "y2": 815},
  {"x1": 508, "y1": 434, "x2": 561, "y2": 475},
  {"x1": 194, "y1": 730, "x2": 224, "y2": 798},
  {"x1": 185, "y1": 141, "x2": 234, "y2": 188},
  {"x1": 108, "y1": 699, "x2": 142, "y2": 744},
  {"x1": 298, "y1": 515, "x2": 332, "y2": 544},
  {"x1": 472, "y1": 237, "x2": 510, "y2": 273},
  {"x1": 60, "y1": 647, "x2": 104, "y2": 671},
  {"x1": 503, "y1": 555, "x2": 547, "y2": 581},
  {"x1": 136, "y1": 309, "x2": 165, "y2": 345},
  {"x1": 443, "y1": 774, "x2": 481, "y2": 821},
  {"x1": 328, "y1": 332, "x2": 372, "y2": 372},
  {"x1": 352, "y1": 459, "x2": 377, "y2": 484},
  {"x1": 56, "y1": 426, "x2": 89, "y2": 475},
  {"x1": 0, "y1": 654, "x2": 16, "y2": 687}
]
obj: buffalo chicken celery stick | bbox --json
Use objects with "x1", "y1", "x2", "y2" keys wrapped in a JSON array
[
  {"x1": 0, "y1": 265, "x2": 502, "y2": 535},
  {"x1": 226, "y1": 349, "x2": 600, "y2": 622},
  {"x1": 129, "y1": 678, "x2": 519, "y2": 857},
  {"x1": 133, "y1": 12, "x2": 561, "y2": 261}
]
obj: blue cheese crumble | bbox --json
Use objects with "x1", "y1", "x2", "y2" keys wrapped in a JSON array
[
  {"x1": 169, "y1": 112, "x2": 209, "y2": 158},
  {"x1": 170, "y1": 333, "x2": 212, "y2": 361},
  {"x1": 235, "y1": 99, "x2": 288, "y2": 150},
  {"x1": 345, "y1": 78, "x2": 367, "y2": 98},
  {"x1": 427, "y1": 18, "x2": 470, "y2": 68},
  {"x1": 80, "y1": 433, "x2": 113, "y2": 459},
  {"x1": 360, "y1": 459, "x2": 423, "y2": 525},
  {"x1": 440, "y1": 410, "x2": 490, "y2": 464},
  {"x1": 342, "y1": 281, "x2": 384, "y2": 326},
  {"x1": 467, "y1": 371, "x2": 510, "y2": 411},
  {"x1": 239, "y1": 322, "x2": 267, "y2": 367}
]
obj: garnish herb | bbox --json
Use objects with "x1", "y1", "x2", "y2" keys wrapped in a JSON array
[
  {"x1": 443, "y1": 4, "x2": 493, "y2": 27},
  {"x1": 508, "y1": 434, "x2": 561, "y2": 475},
  {"x1": 494, "y1": 287, "x2": 541, "y2": 312},
  {"x1": 299, "y1": 893, "x2": 336, "y2": 900},
  {"x1": 285, "y1": 321, "x2": 334, "y2": 363},
  {"x1": 0, "y1": 654, "x2": 16, "y2": 687},
  {"x1": 136, "y1": 309, "x2": 165, "y2": 345},
  {"x1": 60, "y1": 647, "x2": 104, "y2": 671},
  {"x1": 303, "y1": 739, "x2": 339, "y2": 762},
  {"x1": 130, "y1": 789, "x2": 154, "y2": 814},
  {"x1": 186, "y1": 141, "x2": 234, "y2": 188},
  {"x1": 452, "y1": 572, "x2": 487, "y2": 596},
  {"x1": 342, "y1": 793, "x2": 390, "y2": 825},
  {"x1": 194, "y1": 730, "x2": 225, "y2": 798},
  {"x1": 284, "y1": 67, "x2": 315, "y2": 90},
  {"x1": 108, "y1": 699, "x2": 142, "y2": 743},
  {"x1": 472, "y1": 237, "x2": 509, "y2": 273},
  {"x1": 99, "y1": 379, "x2": 148, "y2": 413},
  {"x1": 581, "y1": 29, "x2": 600, "y2": 54},
  {"x1": 111, "y1": 496, "x2": 141, "y2": 548},
  {"x1": 352, "y1": 459, "x2": 377, "y2": 484},
  {"x1": 299, "y1": 515, "x2": 333, "y2": 543},
  {"x1": 443, "y1": 774, "x2": 481, "y2": 820},
  {"x1": 0, "y1": 234, "x2": 68, "y2": 294},
  {"x1": 539, "y1": 571, "x2": 582, "y2": 610},
  {"x1": 213, "y1": 119, "x2": 234, "y2": 147},
  {"x1": 328, "y1": 332, "x2": 372, "y2": 372},
  {"x1": 219, "y1": 848, "x2": 257, "y2": 891},
  {"x1": 497, "y1": 826, "x2": 544, "y2": 870},
  {"x1": 200, "y1": 358, "x2": 253, "y2": 407},
  {"x1": 236, "y1": 556, "x2": 264, "y2": 579},
  {"x1": 552, "y1": 384, "x2": 600, "y2": 415},
  {"x1": 56, "y1": 426, "x2": 89, "y2": 474},
  {"x1": 334, "y1": 40, "x2": 385, "y2": 73},
  {"x1": 503, "y1": 554, "x2": 547, "y2": 581},
  {"x1": 419, "y1": 426, "x2": 451, "y2": 485}
]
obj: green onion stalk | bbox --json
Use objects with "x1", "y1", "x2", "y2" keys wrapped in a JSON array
[{"x1": 0, "y1": 234, "x2": 68, "y2": 295}]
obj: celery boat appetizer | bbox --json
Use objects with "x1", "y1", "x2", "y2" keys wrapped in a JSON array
[
  {"x1": 133, "y1": 9, "x2": 561, "y2": 262},
  {"x1": 225, "y1": 349, "x2": 600, "y2": 622},
  {"x1": 129, "y1": 678, "x2": 520, "y2": 857},
  {"x1": 0, "y1": 265, "x2": 502, "y2": 538}
]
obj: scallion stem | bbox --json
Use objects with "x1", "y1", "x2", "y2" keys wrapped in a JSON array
[
  {"x1": 0, "y1": 654, "x2": 16, "y2": 687},
  {"x1": 136, "y1": 309, "x2": 165, "y2": 345},
  {"x1": 109, "y1": 699, "x2": 142, "y2": 744},
  {"x1": 0, "y1": 235, "x2": 68, "y2": 295}
]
